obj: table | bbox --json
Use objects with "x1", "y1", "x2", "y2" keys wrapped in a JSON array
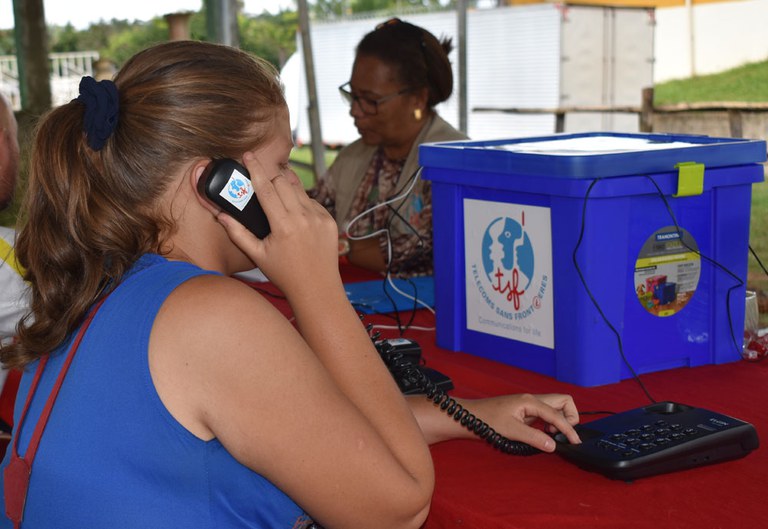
[
  {"x1": 419, "y1": 335, "x2": 766, "y2": 529},
  {"x1": 254, "y1": 264, "x2": 767, "y2": 529}
]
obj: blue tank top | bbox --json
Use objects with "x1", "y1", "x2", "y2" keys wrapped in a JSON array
[{"x1": 0, "y1": 254, "x2": 313, "y2": 528}]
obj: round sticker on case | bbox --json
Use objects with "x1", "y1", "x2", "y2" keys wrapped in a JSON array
[
  {"x1": 219, "y1": 168, "x2": 253, "y2": 211},
  {"x1": 634, "y1": 226, "x2": 700, "y2": 317}
]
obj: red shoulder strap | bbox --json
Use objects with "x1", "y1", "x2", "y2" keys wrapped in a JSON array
[{"x1": 3, "y1": 297, "x2": 108, "y2": 527}]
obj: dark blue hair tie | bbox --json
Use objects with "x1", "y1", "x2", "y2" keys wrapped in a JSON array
[{"x1": 76, "y1": 76, "x2": 119, "y2": 151}]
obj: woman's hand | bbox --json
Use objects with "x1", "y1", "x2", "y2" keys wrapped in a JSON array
[
  {"x1": 472, "y1": 393, "x2": 581, "y2": 451},
  {"x1": 408, "y1": 392, "x2": 581, "y2": 452},
  {"x1": 216, "y1": 152, "x2": 340, "y2": 297}
]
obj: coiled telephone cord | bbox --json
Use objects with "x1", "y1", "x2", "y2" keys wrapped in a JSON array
[{"x1": 377, "y1": 340, "x2": 540, "y2": 456}]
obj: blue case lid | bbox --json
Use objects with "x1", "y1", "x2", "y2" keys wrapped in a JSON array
[{"x1": 419, "y1": 132, "x2": 767, "y2": 180}]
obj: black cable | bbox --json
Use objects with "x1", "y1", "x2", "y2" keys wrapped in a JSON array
[
  {"x1": 391, "y1": 167, "x2": 432, "y2": 316},
  {"x1": 382, "y1": 275, "x2": 419, "y2": 334},
  {"x1": 749, "y1": 244, "x2": 768, "y2": 276},
  {"x1": 386, "y1": 205, "x2": 427, "y2": 247},
  {"x1": 385, "y1": 166, "x2": 429, "y2": 254},
  {"x1": 377, "y1": 166, "x2": 430, "y2": 335},
  {"x1": 379, "y1": 168, "x2": 419, "y2": 333},
  {"x1": 574, "y1": 174, "x2": 751, "y2": 404},
  {"x1": 376, "y1": 340, "x2": 541, "y2": 456},
  {"x1": 572, "y1": 178, "x2": 657, "y2": 404},
  {"x1": 642, "y1": 175, "x2": 744, "y2": 357},
  {"x1": 380, "y1": 280, "x2": 404, "y2": 333}
]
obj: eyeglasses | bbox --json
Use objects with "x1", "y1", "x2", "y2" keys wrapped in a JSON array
[{"x1": 338, "y1": 82, "x2": 411, "y2": 115}]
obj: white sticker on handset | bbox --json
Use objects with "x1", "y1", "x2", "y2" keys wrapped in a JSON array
[{"x1": 219, "y1": 168, "x2": 253, "y2": 211}]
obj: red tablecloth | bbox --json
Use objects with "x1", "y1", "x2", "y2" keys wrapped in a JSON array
[
  {"x1": 252, "y1": 264, "x2": 768, "y2": 529},
  {"x1": 2, "y1": 264, "x2": 761, "y2": 527},
  {"x1": 420, "y1": 344, "x2": 766, "y2": 529}
]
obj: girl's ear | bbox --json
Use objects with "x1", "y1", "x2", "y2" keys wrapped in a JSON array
[{"x1": 191, "y1": 159, "x2": 221, "y2": 215}]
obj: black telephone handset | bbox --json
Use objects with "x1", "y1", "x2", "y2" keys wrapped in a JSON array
[{"x1": 197, "y1": 158, "x2": 271, "y2": 239}]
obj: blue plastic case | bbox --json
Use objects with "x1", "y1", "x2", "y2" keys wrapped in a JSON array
[{"x1": 420, "y1": 132, "x2": 767, "y2": 386}]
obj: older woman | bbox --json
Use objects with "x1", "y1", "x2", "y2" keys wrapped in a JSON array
[{"x1": 310, "y1": 18, "x2": 467, "y2": 277}]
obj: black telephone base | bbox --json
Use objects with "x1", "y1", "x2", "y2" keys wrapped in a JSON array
[
  {"x1": 397, "y1": 366, "x2": 454, "y2": 395},
  {"x1": 374, "y1": 338, "x2": 454, "y2": 395},
  {"x1": 553, "y1": 401, "x2": 759, "y2": 481}
]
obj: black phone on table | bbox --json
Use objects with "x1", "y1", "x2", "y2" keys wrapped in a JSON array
[{"x1": 197, "y1": 158, "x2": 271, "y2": 239}]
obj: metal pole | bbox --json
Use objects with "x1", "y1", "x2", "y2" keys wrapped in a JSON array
[
  {"x1": 297, "y1": 0, "x2": 326, "y2": 182},
  {"x1": 221, "y1": 0, "x2": 233, "y2": 46},
  {"x1": 457, "y1": 0, "x2": 468, "y2": 135},
  {"x1": 205, "y1": 0, "x2": 240, "y2": 47},
  {"x1": 686, "y1": 0, "x2": 696, "y2": 77}
]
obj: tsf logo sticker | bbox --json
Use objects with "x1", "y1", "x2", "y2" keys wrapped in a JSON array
[
  {"x1": 464, "y1": 199, "x2": 554, "y2": 349},
  {"x1": 219, "y1": 167, "x2": 254, "y2": 211}
]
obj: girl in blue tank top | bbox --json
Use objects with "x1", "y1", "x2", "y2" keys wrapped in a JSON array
[{"x1": 0, "y1": 35, "x2": 580, "y2": 529}]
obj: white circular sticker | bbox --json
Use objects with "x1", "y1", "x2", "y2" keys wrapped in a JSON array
[{"x1": 634, "y1": 227, "x2": 700, "y2": 317}]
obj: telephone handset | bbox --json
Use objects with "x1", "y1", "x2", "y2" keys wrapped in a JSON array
[
  {"x1": 374, "y1": 337, "x2": 540, "y2": 456},
  {"x1": 197, "y1": 158, "x2": 271, "y2": 239}
]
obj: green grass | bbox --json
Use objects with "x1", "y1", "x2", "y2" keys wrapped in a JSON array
[
  {"x1": 750, "y1": 180, "x2": 768, "y2": 264},
  {"x1": 290, "y1": 146, "x2": 338, "y2": 189},
  {"x1": 655, "y1": 58, "x2": 768, "y2": 322},
  {"x1": 748, "y1": 179, "x2": 768, "y2": 308},
  {"x1": 654, "y1": 58, "x2": 768, "y2": 105}
]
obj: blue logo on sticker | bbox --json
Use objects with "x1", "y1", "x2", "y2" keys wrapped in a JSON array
[
  {"x1": 220, "y1": 169, "x2": 253, "y2": 211},
  {"x1": 227, "y1": 177, "x2": 250, "y2": 200},
  {"x1": 481, "y1": 216, "x2": 535, "y2": 311}
]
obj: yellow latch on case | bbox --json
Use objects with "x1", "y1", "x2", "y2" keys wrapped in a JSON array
[{"x1": 674, "y1": 161, "x2": 705, "y2": 197}]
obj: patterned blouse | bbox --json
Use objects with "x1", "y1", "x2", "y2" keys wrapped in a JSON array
[{"x1": 310, "y1": 147, "x2": 433, "y2": 277}]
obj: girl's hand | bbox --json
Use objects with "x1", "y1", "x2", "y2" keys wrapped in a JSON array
[
  {"x1": 465, "y1": 393, "x2": 581, "y2": 452},
  {"x1": 216, "y1": 152, "x2": 340, "y2": 296},
  {"x1": 409, "y1": 392, "x2": 581, "y2": 452}
]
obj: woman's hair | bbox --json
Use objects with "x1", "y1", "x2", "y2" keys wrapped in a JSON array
[
  {"x1": 1, "y1": 40, "x2": 285, "y2": 369},
  {"x1": 356, "y1": 18, "x2": 454, "y2": 109}
]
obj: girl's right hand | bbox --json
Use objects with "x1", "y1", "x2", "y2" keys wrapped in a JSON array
[{"x1": 217, "y1": 151, "x2": 341, "y2": 297}]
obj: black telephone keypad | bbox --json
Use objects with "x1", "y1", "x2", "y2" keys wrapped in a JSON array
[
  {"x1": 553, "y1": 402, "x2": 759, "y2": 480},
  {"x1": 594, "y1": 419, "x2": 703, "y2": 459}
]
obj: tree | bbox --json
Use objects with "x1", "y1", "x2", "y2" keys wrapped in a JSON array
[
  {"x1": 239, "y1": 10, "x2": 298, "y2": 69},
  {"x1": 102, "y1": 15, "x2": 207, "y2": 68},
  {"x1": 312, "y1": 0, "x2": 348, "y2": 18},
  {"x1": 312, "y1": 0, "x2": 451, "y2": 17},
  {"x1": 0, "y1": 30, "x2": 14, "y2": 55},
  {"x1": 74, "y1": 20, "x2": 136, "y2": 57},
  {"x1": 49, "y1": 23, "x2": 79, "y2": 52},
  {"x1": 41, "y1": 10, "x2": 295, "y2": 71}
]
